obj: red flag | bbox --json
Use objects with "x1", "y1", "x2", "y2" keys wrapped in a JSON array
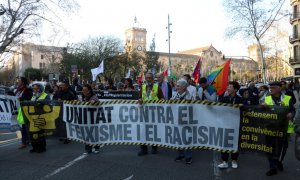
[
  {"x1": 192, "y1": 57, "x2": 202, "y2": 84},
  {"x1": 162, "y1": 68, "x2": 168, "y2": 76},
  {"x1": 138, "y1": 74, "x2": 143, "y2": 85}
]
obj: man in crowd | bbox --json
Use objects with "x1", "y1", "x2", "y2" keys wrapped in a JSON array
[
  {"x1": 138, "y1": 72, "x2": 164, "y2": 156},
  {"x1": 281, "y1": 80, "x2": 296, "y2": 105},
  {"x1": 156, "y1": 73, "x2": 172, "y2": 100},
  {"x1": 71, "y1": 77, "x2": 83, "y2": 92},
  {"x1": 183, "y1": 74, "x2": 197, "y2": 100},
  {"x1": 15, "y1": 77, "x2": 33, "y2": 149},
  {"x1": 263, "y1": 81, "x2": 295, "y2": 176},
  {"x1": 57, "y1": 79, "x2": 77, "y2": 144}
]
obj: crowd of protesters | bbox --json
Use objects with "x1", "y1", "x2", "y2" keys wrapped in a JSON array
[{"x1": 8, "y1": 72, "x2": 298, "y2": 176}]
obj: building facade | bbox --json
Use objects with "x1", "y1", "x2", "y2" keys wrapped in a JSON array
[
  {"x1": 124, "y1": 17, "x2": 258, "y2": 82},
  {"x1": 125, "y1": 17, "x2": 147, "y2": 53},
  {"x1": 3, "y1": 43, "x2": 63, "y2": 78},
  {"x1": 160, "y1": 45, "x2": 258, "y2": 82},
  {"x1": 290, "y1": 0, "x2": 300, "y2": 78}
]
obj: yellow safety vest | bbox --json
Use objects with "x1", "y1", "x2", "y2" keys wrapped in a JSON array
[
  {"x1": 265, "y1": 95, "x2": 294, "y2": 133},
  {"x1": 17, "y1": 92, "x2": 48, "y2": 125},
  {"x1": 142, "y1": 83, "x2": 159, "y2": 101},
  {"x1": 31, "y1": 92, "x2": 48, "y2": 101}
]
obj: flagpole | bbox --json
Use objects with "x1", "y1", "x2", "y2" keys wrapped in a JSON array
[{"x1": 167, "y1": 14, "x2": 172, "y2": 75}]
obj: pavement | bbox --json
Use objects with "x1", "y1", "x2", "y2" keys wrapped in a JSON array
[
  {"x1": 0, "y1": 137, "x2": 299, "y2": 180},
  {"x1": 1, "y1": 91, "x2": 300, "y2": 180}
]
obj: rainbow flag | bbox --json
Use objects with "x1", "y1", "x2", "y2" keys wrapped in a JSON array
[
  {"x1": 192, "y1": 57, "x2": 202, "y2": 84},
  {"x1": 207, "y1": 60, "x2": 231, "y2": 95}
]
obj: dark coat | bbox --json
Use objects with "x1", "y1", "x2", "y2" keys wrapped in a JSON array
[{"x1": 219, "y1": 94, "x2": 243, "y2": 105}]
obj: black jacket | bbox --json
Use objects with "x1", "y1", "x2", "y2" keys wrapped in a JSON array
[{"x1": 219, "y1": 94, "x2": 243, "y2": 105}]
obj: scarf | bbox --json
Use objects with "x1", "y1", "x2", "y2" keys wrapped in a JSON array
[{"x1": 174, "y1": 91, "x2": 187, "y2": 100}]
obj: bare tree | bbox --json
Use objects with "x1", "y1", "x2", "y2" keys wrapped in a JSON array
[
  {"x1": 223, "y1": 0, "x2": 288, "y2": 83},
  {"x1": 0, "y1": 0, "x2": 79, "y2": 57}
]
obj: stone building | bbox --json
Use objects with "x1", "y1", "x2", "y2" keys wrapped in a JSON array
[
  {"x1": 3, "y1": 43, "x2": 63, "y2": 78},
  {"x1": 124, "y1": 18, "x2": 258, "y2": 82},
  {"x1": 125, "y1": 17, "x2": 147, "y2": 53}
]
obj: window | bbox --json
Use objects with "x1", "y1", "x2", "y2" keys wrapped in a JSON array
[
  {"x1": 294, "y1": 45, "x2": 300, "y2": 59},
  {"x1": 294, "y1": 5, "x2": 298, "y2": 19},
  {"x1": 41, "y1": 54, "x2": 44, "y2": 59},
  {"x1": 39, "y1": 62, "x2": 42, "y2": 69},
  {"x1": 293, "y1": 25, "x2": 298, "y2": 38}
]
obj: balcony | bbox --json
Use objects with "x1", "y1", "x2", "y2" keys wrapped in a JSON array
[
  {"x1": 291, "y1": 0, "x2": 297, "y2": 5},
  {"x1": 289, "y1": 34, "x2": 300, "y2": 43},
  {"x1": 290, "y1": 13, "x2": 300, "y2": 23},
  {"x1": 289, "y1": 56, "x2": 300, "y2": 65}
]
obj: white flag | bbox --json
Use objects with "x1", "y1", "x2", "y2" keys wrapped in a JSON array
[
  {"x1": 98, "y1": 60, "x2": 104, "y2": 73},
  {"x1": 90, "y1": 60, "x2": 104, "y2": 81},
  {"x1": 168, "y1": 67, "x2": 171, "y2": 76},
  {"x1": 126, "y1": 68, "x2": 130, "y2": 78}
]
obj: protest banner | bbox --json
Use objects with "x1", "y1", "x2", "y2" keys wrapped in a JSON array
[
  {"x1": 21, "y1": 100, "x2": 63, "y2": 141},
  {"x1": 95, "y1": 91, "x2": 139, "y2": 100},
  {"x1": 239, "y1": 105, "x2": 289, "y2": 158},
  {"x1": 0, "y1": 95, "x2": 19, "y2": 132},
  {"x1": 63, "y1": 100, "x2": 241, "y2": 152},
  {"x1": 16, "y1": 99, "x2": 290, "y2": 157}
]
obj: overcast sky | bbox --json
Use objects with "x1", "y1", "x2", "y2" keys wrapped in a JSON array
[{"x1": 44, "y1": 0, "x2": 290, "y2": 57}]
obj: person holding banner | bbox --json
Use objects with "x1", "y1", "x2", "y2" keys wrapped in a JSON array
[
  {"x1": 58, "y1": 79, "x2": 77, "y2": 144},
  {"x1": 15, "y1": 77, "x2": 33, "y2": 149},
  {"x1": 81, "y1": 84, "x2": 101, "y2": 154},
  {"x1": 264, "y1": 81, "x2": 295, "y2": 176},
  {"x1": 172, "y1": 79, "x2": 195, "y2": 164},
  {"x1": 29, "y1": 83, "x2": 50, "y2": 153},
  {"x1": 218, "y1": 81, "x2": 243, "y2": 169},
  {"x1": 138, "y1": 72, "x2": 164, "y2": 156},
  {"x1": 198, "y1": 77, "x2": 217, "y2": 101}
]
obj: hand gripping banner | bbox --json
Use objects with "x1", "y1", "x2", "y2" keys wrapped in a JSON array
[{"x1": 20, "y1": 100, "x2": 63, "y2": 140}]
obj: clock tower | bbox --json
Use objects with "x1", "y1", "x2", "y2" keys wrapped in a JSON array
[{"x1": 125, "y1": 17, "x2": 147, "y2": 53}]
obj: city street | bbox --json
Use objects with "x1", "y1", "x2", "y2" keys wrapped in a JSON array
[
  {"x1": 2, "y1": 90, "x2": 300, "y2": 180},
  {"x1": 0, "y1": 132, "x2": 299, "y2": 180}
]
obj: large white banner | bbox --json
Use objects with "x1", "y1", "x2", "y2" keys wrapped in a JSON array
[
  {"x1": 63, "y1": 100, "x2": 240, "y2": 151},
  {"x1": 0, "y1": 95, "x2": 20, "y2": 132}
]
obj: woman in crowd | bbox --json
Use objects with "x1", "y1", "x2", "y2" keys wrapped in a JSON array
[
  {"x1": 218, "y1": 81, "x2": 243, "y2": 169},
  {"x1": 82, "y1": 84, "x2": 101, "y2": 154},
  {"x1": 259, "y1": 85, "x2": 269, "y2": 104},
  {"x1": 52, "y1": 84, "x2": 61, "y2": 100},
  {"x1": 124, "y1": 78, "x2": 135, "y2": 91},
  {"x1": 239, "y1": 88, "x2": 254, "y2": 105},
  {"x1": 172, "y1": 79, "x2": 195, "y2": 164}
]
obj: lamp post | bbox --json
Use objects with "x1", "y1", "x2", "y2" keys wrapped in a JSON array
[{"x1": 166, "y1": 14, "x2": 172, "y2": 75}]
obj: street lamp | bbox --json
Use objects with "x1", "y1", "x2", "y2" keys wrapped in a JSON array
[{"x1": 166, "y1": 14, "x2": 172, "y2": 75}]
